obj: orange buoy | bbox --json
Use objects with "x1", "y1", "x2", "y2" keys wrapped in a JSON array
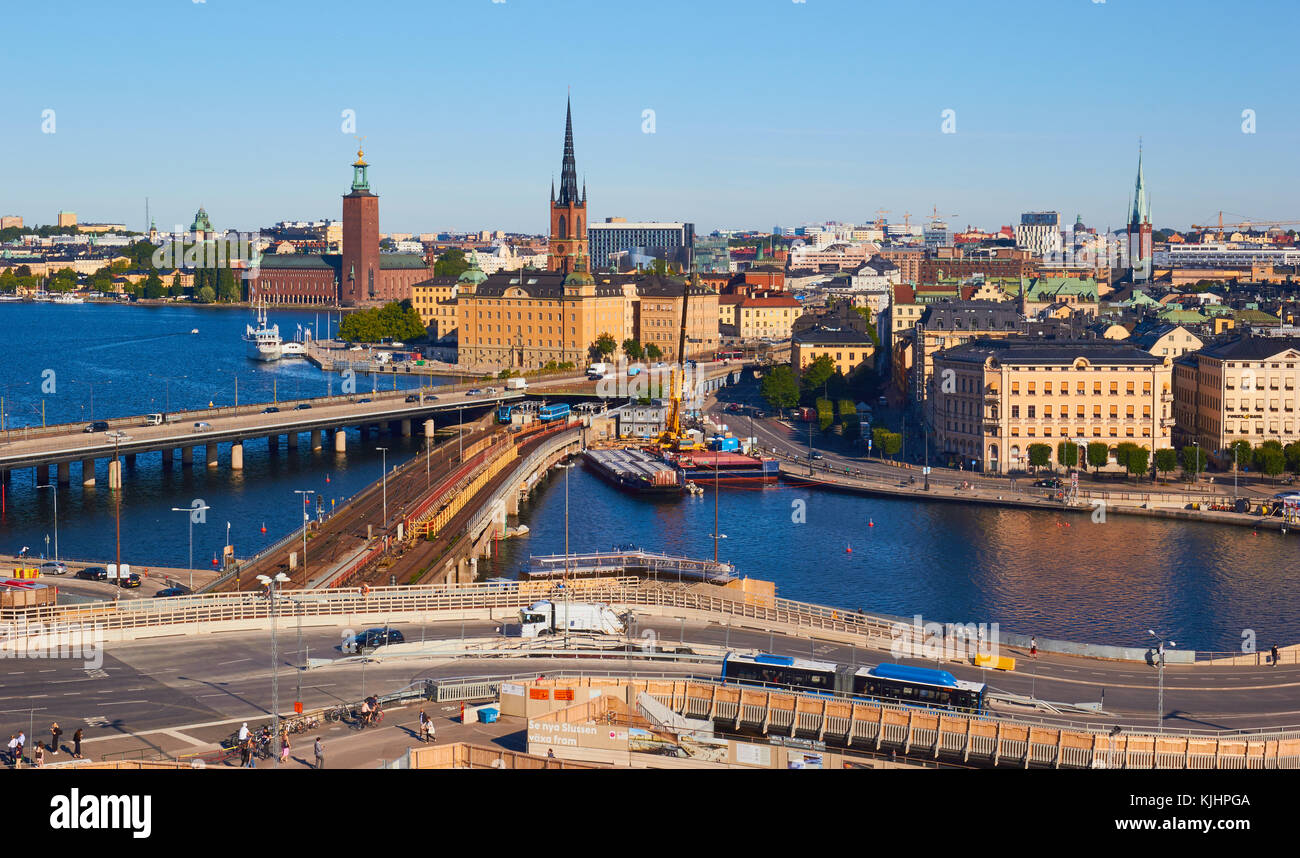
[
  {"x1": 326, "y1": 474, "x2": 331, "y2": 483},
  {"x1": 868, "y1": 519, "x2": 874, "y2": 527},
  {"x1": 260, "y1": 522, "x2": 267, "y2": 534},
  {"x1": 845, "y1": 544, "x2": 852, "y2": 554},
  {"x1": 212, "y1": 554, "x2": 218, "y2": 567}
]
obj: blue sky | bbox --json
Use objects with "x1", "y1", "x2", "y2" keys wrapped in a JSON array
[{"x1": 4, "y1": 0, "x2": 1298, "y2": 235}]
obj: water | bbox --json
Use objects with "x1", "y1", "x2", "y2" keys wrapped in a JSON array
[
  {"x1": 0, "y1": 303, "x2": 442, "y2": 571},
  {"x1": 485, "y1": 464, "x2": 1300, "y2": 652}
]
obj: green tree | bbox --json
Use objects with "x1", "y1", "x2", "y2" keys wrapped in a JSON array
[
  {"x1": 120, "y1": 240, "x2": 160, "y2": 271},
  {"x1": 595, "y1": 333, "x2": 616, "y2": 359},
  {"x1": 881, "y1": 431, "x2": 902, "y2": 458},
  {"x1": 1056, "y1": 441, "x2": 1079, "y2": 469},
  {"x1": 168, "y1": 275, "x2": 186, "y2": 298},
  {"x1": 1284, "y1": 442, "x2": 1300, "y2": 474},
  {"x1": 142, "y1": 272, "x2": 165, "y2": 300},
  {"x1": 195, "y1": 285, "x2": 216, "y2": 303},
  {"x1": 1028, "y1": 443, "x2": 1052, "y2": 471},
  {"x1": 1255, "y1": 444, "x2": 1285, "y2": 484},
  {"x1": 433, "y1": 248, "x2": 469, "y2": 279},
  {"x1": 217, "y1": 267, "x2": 242, "y2": 303},
  {"x1": 759, "y1": 365, "x2": 799, "y2": 410},
  {"x1": 0, "y1": 270, "x2": 17, "y2": 294},
  {"x1": 800, "y1": 354, "x2": 836, "y2": 400},
  {"x1": 1181, "y1": 445, "x2": 1205, "y2": 479},
  {"x1": 621, "y1": 338, "x2": 644, "y2": 360},
  {"x1": 1154, "y1": 448, "x2": 1178, "y2": 481},
  {"x1": 1228, "y1": 439, "x2": 1253, "y2": 473},
  {"x1": 1086, "y1": 442, "x2": 1109, "y2": 475},
  {"x1": 15, "y1": 265, "x2": 32, "y2": 278},
  {"x1": 815, "y1": 397, "x2": 834, "y2": 432},
  {"x1": 645, "y1": 343, "x2": 663, "y2": 360},
  {"x1": 1125, "y1": 447, "x2": 1150, "y2": 481}
]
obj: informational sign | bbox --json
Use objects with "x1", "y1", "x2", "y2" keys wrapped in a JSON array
[
  {"x1": 500, "y1": 683, "x2": 524, "y2": 697},
  {"x1": 735, "y1": 743, "x2": 771, "y2": 767},
  {"x1": 529, "y1": 688, "x2": 551, "y2": 700}
]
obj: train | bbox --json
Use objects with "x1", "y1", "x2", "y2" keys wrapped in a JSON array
[
  {"x1": 538, "y1": 402, "x2": 570, "y2": 422},
  {"x1": 721, "y1": 652, "x2": 988, "y2": 713}
]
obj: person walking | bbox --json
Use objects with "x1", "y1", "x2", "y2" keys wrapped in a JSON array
[
  {"x1": 314, "y1": 737, "x2": 324, "y2": 770},
  {"x1": 15, "y1": 732, "x2": 24, "y2": 768},
  {"x1": 427, "y1": 720, "x2": 435, "y2": 744},
  {"x1": 239, "y1": 739, "x2": 250, "y2": 768},
  {"x1": 245, "y1": 737, "x2": 257, "y2": 768},
  {"x1": 72, "y1": 728, "x2": 83, "y2": 759},
  {"x1": 279, "y1": 732, "x2": 290, "y2": 765},
  {"x1": 5, "y1": 735, "x2": 17, "y2": 768},
  {"x1": 417, "y1": 710, "x2": 429, "y2": 743},
  {"x1": 1030, "y1": 637, "x2": 1038, "y2": 658},
  {"x1": 1272, "y1": 644, "x2": 1281, "y2": 668},
  {"x1": 49, "y1": 722, "x2": 62, "y2": 756},
  {"x1": 33, "y1": 743, "x2": 44, "y2": 768}
]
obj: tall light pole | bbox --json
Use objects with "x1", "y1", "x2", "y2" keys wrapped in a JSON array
[
  {"x1": 35, "y1": 484, "x2": 57, "y2": 562},
  {"x1": 170, "y1": 502, "x2": 209, "y2": 592},
  {"x1": 458, "y1": 407, "x2": 464, "y2": 461},
  {"x1": 107, "y1": 431, "x2": 130, "y2": 580},
  {"x1": 1148, "y1": 629, "x2": 1175, "y2": 731},
  {"x1": 257, "y1": 572, "x2": 291, "y2": 754},
  {"x1": 376, "y1": 447, "x2": 388, "y2": 525},
  {"x1": 293, "y1": 490, "x2": 314, "y2": 577},
  {"x1": 1193, "y1": 440, "x2": 1200, "y2": 486}
]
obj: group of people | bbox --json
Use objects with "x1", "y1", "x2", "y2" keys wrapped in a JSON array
[
  {"x1": 417, "y1": 709, "x2": 436, "y2": 744},
  {"x1": 5, "y1": 723, "x2": 83, "y2": 768},
  {"x1": 234, "y1": 722, "x2": 324, "y2": 768},
  {"x1": 358, "y1": 695, "x2": 383, "y2": 728}
]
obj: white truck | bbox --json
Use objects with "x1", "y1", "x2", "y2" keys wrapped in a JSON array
[
  {"x1": 506, "y1": 377, "x2": 527, "y2": 390},
  {"x1": 518, "y1": 600, "x2": 625, "y2": 638},
  {"x1": 586, "y1": 362, "x2": 611, "y2": 380}
]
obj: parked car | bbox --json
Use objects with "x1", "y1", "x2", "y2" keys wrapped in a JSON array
[
  {"x1": 294, "y1": 403, "x2": 312, "y2": 410},
  {"x1": 466, "y1": 388, "x2": 483, "y2": 396},
  {"x1": 261, "y1": 406, "x2": 280, "y2": 414},
  {"x1": 154, "y1": 587, "x2": 187, "y2": 598},
  {"x1": 84, "y1": 421, "x2": 109, "y2": 433},
  {"x1": 116, "y1": 573, "x2": 142, "y2": 589},
  {"x1": 405, "y1": 394, "x2": 420, "y2": 403},
  {"x1": 357, "y1": 398, "x2": 372, "y2": 404},
  {"x1": 342, "y1": 627, "x2": 405, "y2": 653},
  {"x1": 193, "y1": 421, "x2": 213, "y2": 432},
  {"x1": 1032, "y1": 478, "x2": 1063, "y2": 489},
  {"x1": 39, "y1": 561, "x2": 68, "y2": 575},
  {"x1": 76, "y1": 566, "x2": 109, "y2": 581}
]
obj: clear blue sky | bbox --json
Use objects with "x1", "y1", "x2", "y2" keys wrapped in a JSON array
[{"x1": 5, "y1": 0, "x2": 1298, "y2": 235}]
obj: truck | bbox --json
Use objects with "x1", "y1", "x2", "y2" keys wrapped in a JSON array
[
  {"x1": 586, "y1": 362, "x2": 610, "y2": 379},
  {"x1": 518, "y1": 600, "x2": 625, "y2": 638},
  {"x1": 506, "y1": 377, "x2": 527, "y2": 390}
]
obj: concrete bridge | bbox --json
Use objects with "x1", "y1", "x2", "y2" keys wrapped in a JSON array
[{"x1": 0, "y1": 387, "x2": 524, "y2": 488}]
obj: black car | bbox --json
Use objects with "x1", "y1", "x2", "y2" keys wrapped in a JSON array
[
  {"x1": 357, "y1": 398, "x2": 372, "y2": 404},
  {"x1": 405, "y1": 394, "x2": 420, "y2": 403},
  {"x1": 154, "y1": 587, "x2": 187, "y2": 598},
  {"x1": 294, "y1": 403, "x2": 312, "y2": 410},
  {"x1": 76, "y1": 566, "x2": 109, "y2": 581},
  {"x1": 261, "y1": 406, "x2": 280, "y2": 414},
  {"x1": 116, "y1": 573, "x2": 142, "y2": 589},
  {"x1": 84, "y1": 421, "x2": 109, "y2": 433},
  {"x1": 342, "y1": 627, "x2": 405, "y2": 653},
  {"x1": 1032, "y1": 478, "x2": 1063, "y2": 489}
]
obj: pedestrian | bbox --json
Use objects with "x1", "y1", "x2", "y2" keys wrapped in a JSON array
[
  {"x1": 427, "y1": 721, "x2": 435, "y2": 744},
  {"x1": 418, "y1": 710, "x2": 429, "y2": 743},
  {"x1": 238, "y1": 722, "x2": 249, "y2": 743},
  {"x1": 245, "y1": 738, "x2": 257, "y2": 768},
  {"x1": 314, "y1": 737, "x2": 324, "y2": 770},
  {"x1": 1272, "y1": 644, "x2": 1281, "y2": 668},
  {"x1": 5, "y1": 735, "x2": 16, "y2": 768},
  {"x1": 49, "y1": 722, "x2": 62, "y2": 756},
  {"x1": 547, "y1": 748, "x2": 555, "y2": 758},
  {"x1": 1030, "y1": 637, "x2": 1038, "y2": 658},
  {"x1": 72, "y1": 728, "x2": 83, "y2": 759},
  {"x1": 359, "y1": 697, "x2": 372, "y2": 728},
  {"x1": 34, "y1": 742, "x2": 44, "y2": 768},
  {"x1": 279, "y1": 732, "x2": 290, "y2": 765},
  {"x1": 239, "y1": 740, "x2": 250, "y2": 768},
  {"x1": 15, "y1": 731, "x2": 24, "y2": 767}
]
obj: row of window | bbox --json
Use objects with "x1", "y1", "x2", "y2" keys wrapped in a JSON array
[
  {"x1": 1008, "y1": 404, "x2": 1155, "y2": 419},
  {"x1": 945, "y1": 423, "x2": 1156, "y2": 439},
  {"x1": 1008, "y1": 380, "x2": 1156, "y2": 395}
]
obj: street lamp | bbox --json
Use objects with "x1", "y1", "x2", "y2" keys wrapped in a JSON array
[
  {"x1": 257, "y1": 572, "x2": 291, "y2": 754},
  {"x1": 293, "y1": 490, "x2": 314, "y2": 576},
  {"x1": 170, "y1": 502, "x2": 209, "y2": 592},
  {"x1": 1148, "y1": 629, "x2": 1175, "y2": 731},
  {"x1": 35, "y1": 484, "x2": 57, "y2": 562},
  {"x1": 376, "y1": 448, "x2": 388, "y2": 525},
  {"x1": 107, "y1": 431, "x2": 130, "y2": 581},
  {"x1": 1193, "y1": 441, "x2": 1200, "y2": 486}
]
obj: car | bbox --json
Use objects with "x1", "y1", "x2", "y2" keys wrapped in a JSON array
[
  {"x1": 144, "y1": 413, "x2": 164, "y2": 426},
  {"x1": 348, "y1": 345, "x2": 364, "y2": 352},
  {"x1": 261, "y1": 406, "x2": 280, "y2": 414},
  {"x1": 1032, "y1": 478, "x2": 1063, "y2": 489},
  {"x1": 810, "y1": 453, "x2": 825, "y2": 461},
  {"x1": 425, "y1": 395, "x2": 439, "y2": 401},
  {"x1": 357, "y1": 397, "x2": 372, "y2": 404},
  {"x1": 342, "y1": 627, "x2": 405, "y2": 653},
  {"x1": 39, "y1": 561, "x2": 68, "y2": 575},
  {"x1": 154, "y1": 587, "x2": 187, "y2": 598},
  {"x1": 877, "y1": 396, "x2": 888, "y2": 407},
  {"x1": 405, "y1": 394, "x2": 420, "y2": 402},
  {"x1": 294, "y1": 403, "x2": 312, "y2": 410},
  {"x1": 193, "y1": 421, "x2": 213, "y2": 432},
  {"x1": 466, "y1": 388, "x2": 483, "y2": 396},
  {"x1": 754, "y1": 410, "x2": 766, "y2": 419},
  {"x1": 116, "y1": 573, "x2": 141, "y2": 589},
  {"x1": 84, "y1": 421, "x2": 109, "y2": 433},
  {"x1": 76, "y1": 566, "x2": 108, "y2": 581}
]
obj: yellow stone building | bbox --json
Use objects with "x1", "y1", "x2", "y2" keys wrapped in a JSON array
[{"x1": 1173, "y1": 336, "x2": 1300, "y2": 449}]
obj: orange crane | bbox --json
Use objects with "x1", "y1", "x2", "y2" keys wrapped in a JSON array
[
  {"x1": 872, "y1": 209, "x2": 890, "y2": 230},
  {"x1": 1191, "y1": 211, "x2": 1300, "y2": 240},
  {"x1": 929, "y1": 205, "x2": 956, "y2": 224}
]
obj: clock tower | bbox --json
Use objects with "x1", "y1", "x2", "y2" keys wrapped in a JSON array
[{"x1": 548, "y1": 96, "x2": 588, "y2": 274}]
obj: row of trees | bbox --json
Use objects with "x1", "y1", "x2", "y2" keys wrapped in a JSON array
[
  {"x1": 338, "y1": 301, "x2": 426, "y2": 343},
  {"x1": 1033, "y1": 439, "x2": 1297, "y2": 483}
]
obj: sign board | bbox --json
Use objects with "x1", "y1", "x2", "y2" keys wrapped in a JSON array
[
  {"x1": 554, "y1": 689, "x2": 575, "y2": 701},
  {"x1": 500, "y1": 683, "x2": 524, "y2": 697},
  {"x1": 528, "y1": 688, "x2": 551, "y2": 701}
]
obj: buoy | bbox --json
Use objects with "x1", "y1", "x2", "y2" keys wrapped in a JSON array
[
  {"x1": 868, "y1": 519, "x2": 874, "y2": 527},
  {"x1": 260, "y1": 522, "x2": 267, "y2": 534},
  {"x1": 845, "y1": 544, "x2": 852, "y2": 554},
  {"x1": 326, "y1": 474, "x2": 331, "y2": 483},
  {"x1": 212, "y1": 554, "x2": 218, "y2": 567}
]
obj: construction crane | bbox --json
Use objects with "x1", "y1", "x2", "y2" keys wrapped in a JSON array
[
  {"x1": 655, "y1": 274, "x2": 702, "y2": 451},
  {"x1": 872, "y1": 209, "x2": 890, "y2": 230},
  {"x1": 1191, "y1": 211, "x2": 1300, "y2": 240},
  {"x1": 929, "y1": 205, "x2": 956, "y2": 224}
]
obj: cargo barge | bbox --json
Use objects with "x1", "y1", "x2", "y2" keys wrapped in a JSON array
[
  {"x1": 663, "y1": 449, "x2": 779, "y2": 485},
  {"x1": 582, "y1": 448, "x2": 684, "y2": 496}
]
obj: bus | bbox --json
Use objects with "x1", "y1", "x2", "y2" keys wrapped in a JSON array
[{"x1": 718, "y1": 350, "x2": 743, "y2": 362}]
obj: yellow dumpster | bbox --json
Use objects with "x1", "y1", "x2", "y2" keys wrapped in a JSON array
[
  {"x1": 975, "y1": 653, "x2": 1016, "y2": 671},
  {"x1": 12, "y1": 566, "x2": 39, "y2": 580}
]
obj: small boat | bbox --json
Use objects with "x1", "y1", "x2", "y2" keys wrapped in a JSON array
[
  {"x1": 190, "y1": 328, "x2": 199, "y2": 334},
  {"x1": 244, "y1": 302, "x2": 282, "y2": 361},
  {"x1": 51, "y1": 294, "x2": 85, "y2": 305}
]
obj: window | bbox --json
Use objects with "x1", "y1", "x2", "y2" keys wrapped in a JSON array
[{"x1": 1028, "y1": 406, "x2": 1036, "y2": 418}]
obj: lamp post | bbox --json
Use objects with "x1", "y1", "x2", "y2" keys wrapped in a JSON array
[
  {"x1": 376, "y1": 447, "x2": 388, "y2": 525},
  {"x1": 107, "y1": 431, "x2": 130, "y2": 581},
  {"x1": 169, "y1": 502, "x2": 209, "y2": 592},
  {"x1": 1193, "y1": 440, "x2": 1200, "y2": 487},
  {"x1": 35, "y1": 484, "x2": 57, "y2": 562},
  {"x1": 257, "y1": 572, "x2": 291, "y2": 753},
  {"x1": 293, "y1": 490, "x2": 314, "y2": 576},
  {"x1": 1148, "y1": 629, "x2": 1175, "y2": 731}
]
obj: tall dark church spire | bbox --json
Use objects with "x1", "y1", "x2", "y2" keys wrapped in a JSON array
[{"x1": 557, "y1": 95, "x2": 580, "y2": 207}]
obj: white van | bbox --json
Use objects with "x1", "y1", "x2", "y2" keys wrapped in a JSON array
[{"x1": 145, "y1": 413, "x2": 164, "y2": 426}]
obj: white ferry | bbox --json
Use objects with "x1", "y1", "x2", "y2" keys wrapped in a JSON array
[{"x1": 244, "y1": 303, "x2": 283, "y2": 361}]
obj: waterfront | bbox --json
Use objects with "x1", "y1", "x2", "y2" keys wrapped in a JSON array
[{"x1": 486, "y1": 463, "x2": 1300, "y2": 652}]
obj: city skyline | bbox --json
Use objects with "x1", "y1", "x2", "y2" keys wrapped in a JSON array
[{"x1": 5, "y1": 0, "x2": 1298, "y2": 234}]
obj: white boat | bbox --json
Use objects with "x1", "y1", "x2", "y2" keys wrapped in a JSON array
[
  {"x1": 191, "y1": 328, "x2": 199, "y2": 334},
  {"x1": 52, "y1": 294, "x2": 85, "y2": 304},
  {"x1": 244, "y1": 303, "x2": 283, "y2": 361}
]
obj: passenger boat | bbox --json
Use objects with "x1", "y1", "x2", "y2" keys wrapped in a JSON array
[{"x1": 244, "y1": 302, "x2": 282, "y2": 361}]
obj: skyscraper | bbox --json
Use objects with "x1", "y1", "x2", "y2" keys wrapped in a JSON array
[
  {"x1": 1127, "y1": 146, "x2": 1153, "y2": 283},
  {"x1": 548, "y1": 96, "x2": 589, "y2": 275}
]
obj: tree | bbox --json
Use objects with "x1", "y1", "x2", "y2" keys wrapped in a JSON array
[
  {"x1": 0, "y1": 270, "x2": 17, "y2": 294},
  {"x1": 1255, "y1": 444, "x2": 1285, "y2": 485},
  {"x1": 595, "y1": 333, "x2": 616, "y2": 359},
  {"x1": 195, "y1": 285, "x2": 216, "y2": 303},
  {"x1": 1125, "y1": 447, "x2": 1150, "y2": 481},
  {"x1": 119, "y1": 240, "x2": 160, "y2": 271},
  {"x1": 168, "y1": 275, "x2": 186, "y2": 298},
  {"x1": 815, "y1": 397, "x2": 834, "y2": 432},
  {"x1": 142, "y1": 272, "x2": 165, "y2": 300},
  {"x1": 338, "y1": 301, "x2": 426, "y2": 343},
  {"x1": 1154, "y1": 448, "x2": 1178, "y2": 481},
  {"x1": 881, "y1": 431, "x2": 902, "y2": 458},
  {"x1": 1028, "y1": 443, "x2": 1052, "y2": 472},
  {"x1": 1181, "y1": 445, "x2": 1205, "y2": 480},
  {"x1": 800, "y1": 355, "x2": 836, "y2": 400},
  {"x1": 645, "y1": 343, "x2": 663, "y2": 361},
  {"x1": 433, "y1": 248, "x2": 469, "y2": 279},
  {"x1": 1228, "y1": 439, "x2": 1252, "y2": 473},
  {"x1": 1284, "y1": 442, "x2": 1300, "y2": 474},
  {"x1": 759, "y1": 365, "x2": 799, "y2": 410},
  {"x1": 217, "y1": 267, "x2": 242, "y2": 303},
  {"x1": 1086, "y1": 442, "x2": 1109, "y2": 475},
  {"x1": 1056, "y1": 441, "x2": 1079, "y2": 469},
  {"x1": 621, "y1": 338, "x2": 644, "y2": 360}
]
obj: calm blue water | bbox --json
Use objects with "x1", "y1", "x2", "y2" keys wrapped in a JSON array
[
  {"x1": 0, "y1": 303, "x2": 441, "y2": 570},
  {"x1": 486, "y1": 464, "x2": 1300, "y2": 652}
]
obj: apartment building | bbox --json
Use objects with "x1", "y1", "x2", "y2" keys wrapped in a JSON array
[{"x1": 1172, "y1": 336, "x2": 1300, "y2": 449}]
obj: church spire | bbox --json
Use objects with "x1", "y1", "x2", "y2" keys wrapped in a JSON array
[
  {"x1": 1130, "y1": 142, "x2": 1148, "y2": 226},
  {"x1": 557, "y1": 95, "x2": 580, "y2": 206}
]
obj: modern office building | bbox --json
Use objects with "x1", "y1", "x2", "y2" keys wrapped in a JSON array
[
  {"x1": 1015, "y1": 212, "x2": 1062, "y2": 258},
  {"x1": 588, "y1": 220, "x2": 695, "y2": 271}
]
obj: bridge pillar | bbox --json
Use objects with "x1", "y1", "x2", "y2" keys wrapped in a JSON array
[
  {"x1": 108, "y1": 458, "x2": 122, "y2": 489},
  {"x1": 506, "y1": 487, "x2": 520, "y2": 516},
  {"x1": 206, "y1": 444, "x2": 219, "y2": 468},
  {"x1": 37, "y1": 464, "x2": 50, "y2": 486},
  {"x1": 423, "y1": 419, "x2": 436, "y2": 440},
  {"x1": 57, "y1": 462, "x2": 71, "y2": 487},
  {"x1": 268, "y1": 434, "x2": 279, "y2": 453},
  {"x1": 81, "y1": 458, "x2": 96, "y2": 487},
  {"x1": 399, "y1": 419, "x2": 411, "y2": 438},
  {"x1": 334, "y1": 429, "x2": 347, "y2": 454},
  {"x1": 311, "y1": 429, "x2": 323, "y2": 451},
  {"x1": 162, "y1": 448, "x2": 173, "y2": 468},
  {"x1": 287, "y1": 432, "x2": 298, "y2": 451},
  {"x1": 181, "y1": 446, "x2": 193, "y2": 466},
  {"x1": 230, "y1": 442, "x2": 244, "y2": 471}
]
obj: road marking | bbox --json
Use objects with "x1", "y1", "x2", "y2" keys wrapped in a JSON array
[
  {"x1": 218, "y1": 658, "x2": 251, "y2": 666},
  {"x1": 99, "y1": 700, "x2": 148, "y2": 706}
]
